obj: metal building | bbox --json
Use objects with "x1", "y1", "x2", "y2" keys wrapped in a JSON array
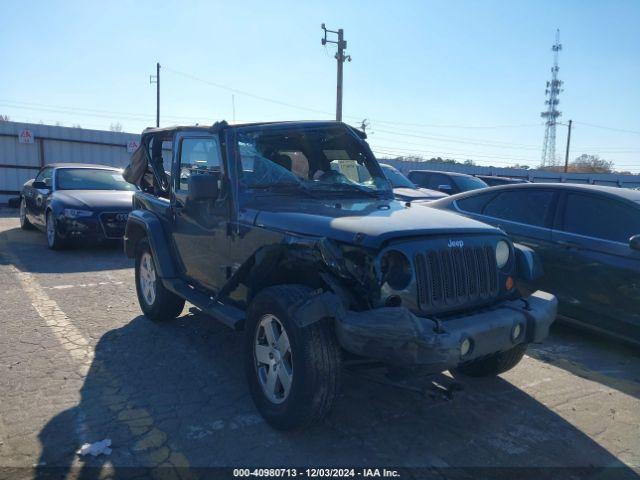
[{"x1": 0, "y1": 121, "x2": 141, "y2": 205}]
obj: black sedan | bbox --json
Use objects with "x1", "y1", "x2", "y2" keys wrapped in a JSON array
[
  {"x1": 428, "y1": 183, "x2": 640, "y2": 344},
  {"x1": 20, "y1": 163, "x2": 136, "y2": 249},
  {"x1": 380, "y1": 164, "x2": 447, "y2": 202},
  {"x1": 475, "y1": 175, "x2": 530, "y2": 186},
  {"x1": 408, "y1": 169, "x2": 489, "y2": 194}
]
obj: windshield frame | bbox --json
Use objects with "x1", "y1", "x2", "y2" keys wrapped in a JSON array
[
  {"x1": 54, "y1": 167, "x2": 136, "y2": 192},
  {"x1": 231, "y1": 122, "x2": 394, "y2": 203}
]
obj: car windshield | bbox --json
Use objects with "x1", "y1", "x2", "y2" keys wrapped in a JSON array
[
  {"x1": 56, "y1": 168, "x2": 136, "y2": 191},
  {"x1": 235, "y1": 124, "x2": 392, "y2": 199},
  {"x1": 454, "y1": 175, "x2": 488, "y2": 192},
  {"x1": 381, "y1": 165, "x2": 416, "y2": 188}
]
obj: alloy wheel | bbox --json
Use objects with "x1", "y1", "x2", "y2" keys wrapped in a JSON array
[
  {"x1": 139, "y1": 252, "x2": 157, "y2": 306},
  {"x1": 254, "y1": 314, "x2": 293, "y2": 404},
  {"x1": 46, "y1": 213, "x2": 55, "y2": 247}
]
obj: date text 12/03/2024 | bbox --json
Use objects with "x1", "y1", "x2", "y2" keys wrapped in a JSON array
[{"x1": 232, "y1": 469, "x2": 400, "y2": 478}]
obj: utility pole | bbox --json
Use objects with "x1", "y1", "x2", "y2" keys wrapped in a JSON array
[
  {"x1": 563, "y1": 119, "x2": 573, "y2": 173},
  {"x1": 321, "y1": 24, "x2": 351, "y2": 122},
  {"x1": 150, "y1": 62, "x2": 160, "y2": 127},
  {"x1": 232, "y1": 94, "x2": 236, "y2": 124}
]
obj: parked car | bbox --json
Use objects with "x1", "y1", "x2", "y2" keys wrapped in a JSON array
[
  {"x1": 408, "y1": 169, "x2": 489, "y2": 194},
  {"x1": 428, "y1": 183, "x2": 640, "y2": 344},
  {"x1": 475, "y1": 175, "x2": 530, "y2": 187},
  {"x1": 20, "y1": 163, "x2": 136, "y2": 249},
  {"x1": 122, "y1": 121, "x2": 556, "y2": 430},
  {"x1": 380, "y1": 164, "x2": 447, "y2": 202}
]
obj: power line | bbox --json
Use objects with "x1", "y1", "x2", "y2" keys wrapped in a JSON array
[
  {"x1": 372, "y1": 133, "x2": 640, "y2": 155},
  {"x1": 573, "y1": 121, "x2": 640, "y2": 135},
  {"x1": 0, "y1": 100, "x2": 212, "y2": 123},
  {"x1": 372, "y1": 128, "x2": 542, "y2": 150},
  {"x1": 163, "y1": 66, "x2": 335, "y2": 117},
  {"x1": 161, "y1": 67, "x2": 555, "y2": 130},
  {"x1": 361, "y1": 119, "x2": 543, "y2": 129}
]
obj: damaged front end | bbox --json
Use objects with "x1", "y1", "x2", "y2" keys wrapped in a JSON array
[{"x1": 223, "y1": 230, "x2": 557, "y2": 373}]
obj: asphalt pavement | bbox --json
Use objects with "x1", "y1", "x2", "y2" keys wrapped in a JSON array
[{"x1": 0, "y1": 209, "x2": 638, "y2": 479}]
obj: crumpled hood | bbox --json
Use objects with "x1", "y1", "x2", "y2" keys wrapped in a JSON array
[
  {"x1": 53, "y1": 190, "x2": 134, "y2": 210},
  {"x1": 393, "y1": 187, "x2": 447, "y2": 201},
  {"x1": 253, "y1": 199, "x2": 500, "y2": 248}
]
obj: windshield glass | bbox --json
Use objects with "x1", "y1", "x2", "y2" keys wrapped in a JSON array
[
  {"x1": 381, "y1": 164, "x2": 416, "y2": 188},
  {"x1": 454, "y1": 175, "x2": 488, "y2": 192},
  {"x1": 56, "y1": 168, "x2": 136, "y2": 191},
  {"x1": 235, "y1": 124, "x2": 392, "y2": 199}
]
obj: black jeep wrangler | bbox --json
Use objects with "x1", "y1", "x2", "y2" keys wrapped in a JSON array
[{"x1": 123, "y1": 121, "x2": 557, "y2": 430}]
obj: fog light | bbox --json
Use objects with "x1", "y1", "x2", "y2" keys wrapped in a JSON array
[
  {"x1": 460, "y1": 338, "x2": 472, "y2": 357},
  {"x1": 511, "y1": 324, "x2": 522, "y2": 341}
]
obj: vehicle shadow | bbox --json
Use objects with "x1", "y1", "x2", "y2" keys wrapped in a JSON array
[
  {"x1": 527, "y1": 323, "x2": 640, "y2": 401},
  {"x1": 35, "y1": 312, "x2": 638, "y2": 479},
  {"x1": 0, "y1": 227, "x2": 132, "y2": 273}
]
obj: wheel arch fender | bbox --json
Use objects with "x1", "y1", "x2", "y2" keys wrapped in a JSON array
[{"x1": 125, "y1": 210, "x2": 177, "y2": 278}]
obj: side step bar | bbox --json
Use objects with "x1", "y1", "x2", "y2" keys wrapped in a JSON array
[{"x1": 162, "y1": 278, "x2": 245, "y2": 331}]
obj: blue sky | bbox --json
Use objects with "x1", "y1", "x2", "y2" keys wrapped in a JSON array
[{"x1": 1, "y1": 0, "x2": 639, "y2": 171}]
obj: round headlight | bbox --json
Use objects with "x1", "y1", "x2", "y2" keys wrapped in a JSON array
[
  {"x1": 495, "y1": 240, "x2": 510, "y2": 269},
  {"x1": 381, "y1": 250, "x2": 412, "y2": 290}
]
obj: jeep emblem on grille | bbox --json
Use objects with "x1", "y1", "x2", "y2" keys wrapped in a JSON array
[{"x1": 448, "y1": 239, "x2": 464, "y2": 248}]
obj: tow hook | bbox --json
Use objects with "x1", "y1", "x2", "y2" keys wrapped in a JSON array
[{"x1": 432, "y1": 317, "x2": 444, "y2": 333}]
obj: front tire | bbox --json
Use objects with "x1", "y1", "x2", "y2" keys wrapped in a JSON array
[
  {"x1": 244, "y1": 285, "x2": 341, "y2": 430},
  {"x1": 453, "y1": 344, "x2": 528, "y2": 377},
  {"x1": 19, "y1": 198, "x2": 34, "y2": 230},
  {"x1": 46, "y1": 211, "x2": 66, "y2": 250},
  {"x1": 135, "y1": 240, "x2": 185, "y2": 321}
]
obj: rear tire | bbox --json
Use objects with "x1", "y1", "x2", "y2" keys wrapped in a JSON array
[
  {"x1": 19, "y1": 198, "x2": 34, "y2": 230},
  {"x1": 244, "y1": 285, "x2": 341, "y2": 430},
  {"x1": 453, "y1": 344, "x2": 527, "y2": 377},
  {"x1": 135, "y1": 240, "x2": 185, "y2": 321}
]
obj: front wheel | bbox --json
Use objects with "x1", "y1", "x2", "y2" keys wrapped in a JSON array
[
  {"x1": 245, "y1": 285, "x2": 341, "y2": 430},
  {"x1": 452, "y1": 343, "x2": 528, "y2": 377},
  {"x1": 135, "y1": 240, "x2": 185, "y2": 321},
  {"x1": 46, "y1": 211, "x2": 66, "y2": 250}
]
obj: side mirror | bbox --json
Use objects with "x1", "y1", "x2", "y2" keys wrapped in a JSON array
[
  {"x1": 32, "y1": 180, "x2": 50, "y2": 190},
  {"x1": 437, "y1": 184, "x2": 452, "y2": 193},
  {"x1": 630, "y1": 234, "x2": 640, "y2": 251},
  {"x1": 187, "y1": 174, "x2": 219, "y2": 202}
]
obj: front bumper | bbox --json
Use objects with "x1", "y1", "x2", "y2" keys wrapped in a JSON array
[
  {"x1": 334, "y1": 290, "x2": 557, "y2": 371},
  {"x1": 56, "y1": 213, "x2": 127, "y2": 241}
]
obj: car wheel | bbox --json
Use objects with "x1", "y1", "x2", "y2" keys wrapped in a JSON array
[
  {"x1": 19, "y1": 198, "x2": 34, "y2": 230},
  {"x1": 46, "y1": 211, "x2": 66, "y2": 250},
  {"x1": 135, "y1": 239, "x2": 185, "y2": 321},
  {"x1": 452, "y1": 343, "x2": 527, "y2": 377},
  {"x1": 244, "y1": 285, "x2": 341, "y2": 430}
]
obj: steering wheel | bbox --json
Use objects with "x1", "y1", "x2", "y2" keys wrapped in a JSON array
[{"x1": 317, "y1": 170, "x2": 347, "y2": 183}]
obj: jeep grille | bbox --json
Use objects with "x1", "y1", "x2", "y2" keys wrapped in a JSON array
[{"x1": 414, "y1": 245, "x2": 498, "y2": 312}]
